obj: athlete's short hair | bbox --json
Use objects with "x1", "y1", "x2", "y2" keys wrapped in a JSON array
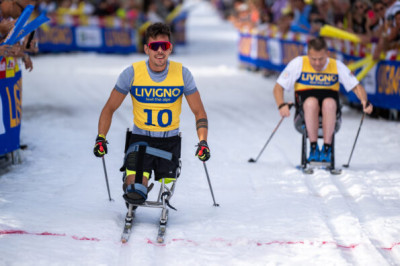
[
  {"x1": 145, "y1": 23, "x2": 171, "y2": 44},
  {"x1": 307, "y1": 37, "x2": 328, "y2": 52}
]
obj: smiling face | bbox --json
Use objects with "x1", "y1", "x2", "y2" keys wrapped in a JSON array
[{"x1": 144, "y1": 34, "x2": 173, "y2": 72}]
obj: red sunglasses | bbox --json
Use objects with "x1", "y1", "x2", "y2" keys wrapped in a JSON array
[{"x1": 148, "y1": 41, "x2": 172, "y2": 51}]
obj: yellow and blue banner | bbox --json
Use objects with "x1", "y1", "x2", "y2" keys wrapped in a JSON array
[
  {"x1": 37, "y1": 15, "x2": 137, "y2": 54},
  {"x1": 0, "y1": 59, "x2": 22, "y2": 156}
]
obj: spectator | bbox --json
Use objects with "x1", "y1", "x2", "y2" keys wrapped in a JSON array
[
  {"x1": 38, "y1": 0, "x2": 57, "y2": 15},
  {"x1": 93, "y1": 0, "x2": 110, "y2": 17},
  {"x1": 0, "y1": 19, "x2": 14, "y2": 41},
  {"x1": 347, "y1": 0, "x2": 372, "y2": 34},
  {"x1": 69, "y1": 0, "x2": 95, "y2": 16},
  {"x1": 277, "y1": 9, "x2": 294, "y2": 35},
  {"x1": 289, "y1": 0, "x2": 313, "y2": 33},
  {"x1": 57, "y1": 0, "x2": 73, "y2": 15},
  {"x1": 383, "y1": 0, "x2": 400, "y2": 27},
  {"x1": 331, "y1": 0, "x2": 351, "y2": 28},
  {"x1": 271, "y1": 0, "x2": 289, "y2": 23},
  {"x1": 383, "y1": 10, "x2": 400, "y2": 49},
  {"x1": 146, "y1": 0, "x2": 164, "y2": 23},
  {"x1": 0, "y1": 0, "x2": 37, "y2": 71},
  {"x1": 308, "y1": 0, "x2": 335, "y2": 35},
  {"x1": 0, "y1": 44, "x2": 22, "y2": 58},
  {"x1": 370, "y1": 0, "x2": 387, "y2": 36},
  {"x1": 229, "y1": 1, "x2": 254, "y2": 30},
  {"x1": 373, "y1": 0, "x2": 400, "y2": 59}
]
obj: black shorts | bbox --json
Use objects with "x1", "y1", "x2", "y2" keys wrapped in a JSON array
[
  {"x1": 295, "y1": 89, "x2": 340, "y2": 111},
  {"x1": 126, "y1": 134, "x2": 181, "y2": 181},
  {"x1": 294, "y1": 89, "x2": 342, "y2": 134}
]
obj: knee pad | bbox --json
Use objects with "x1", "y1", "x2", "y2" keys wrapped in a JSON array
[
  {"x1": 125, "y1": 144, "x2": 147, "y2": 184},
  {"x1": 125, "y1": 151, "x2": 138, "y2": 171}
]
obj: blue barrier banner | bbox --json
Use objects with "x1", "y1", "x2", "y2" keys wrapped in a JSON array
[
  {"x1": 0, "y1": 70, "x2": 22, "y2": 156},
  {"x1": 38, "y1": 25, "x2": 137, "y2": 54}
]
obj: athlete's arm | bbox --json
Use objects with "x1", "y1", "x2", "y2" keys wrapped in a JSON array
[
  {"x1": 185, "y1": 91, "x2": 208, "y2": 141},
  {"x1": 98, "y1": 88, "x2": 127, "y2": 136},
  {"x1": 351, "y1": 84, "x2": 373, "y2": 114},
  {"x1": 273, "y1": 83, "x2": 291, "y2": 117}
]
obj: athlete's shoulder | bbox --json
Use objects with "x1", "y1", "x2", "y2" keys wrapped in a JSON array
[
  {"x1": 169, "y1": 60, "x2": 183, "y2": 68},
  {"x1": 286, "y1": 56, "x2": 304, "y2": 69},
  {"x1": 132, "y1": 60, "x2": 146, "y2": 67}
]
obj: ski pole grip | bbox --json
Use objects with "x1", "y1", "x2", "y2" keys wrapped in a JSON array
[{"x1": 278, "y1": 102, "x2": 294, "y2": 110}]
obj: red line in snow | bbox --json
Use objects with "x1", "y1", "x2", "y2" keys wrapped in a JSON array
[
  {"x1": 0, "y1": 230, "x2": 100, "y2": 241},
  {"x1": 1, "y1": 230, "x2": 398, "y2": 250},
  {"x1": 382, "y1": 242, "x2": 400, "y2": 251},
  {"x1": 145, "y1": 238, "x2": 363, "y2": 249}
]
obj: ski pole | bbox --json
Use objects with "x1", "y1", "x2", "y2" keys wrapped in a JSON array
[
  {"x1": 343, "y1": 113, "x2": 365, "y2": 168},
  {"x1": 102, "y1": 156, "x2": 114, "y2": 201},
  {"x1": 202, "y1": 162, "x2": 219, "y2": 207},
  {"x1": 248, "y1": 103, "x2": 293, "y2": 163}
]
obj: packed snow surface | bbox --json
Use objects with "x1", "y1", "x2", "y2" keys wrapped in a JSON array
[{"x1": 1, "y1": 0, "x2": 400, "y2": 265}]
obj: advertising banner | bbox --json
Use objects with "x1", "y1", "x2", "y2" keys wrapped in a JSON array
[
  {"x1": 0, "y1": 58, "x2": 22, "y2": 156},
  {"x1": 38, "y1": 24, "x2": 137, "y2": 54}
]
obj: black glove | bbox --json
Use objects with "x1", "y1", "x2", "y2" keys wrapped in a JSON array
[
  {"x1": 93, "y1": 134, "x2": 108, "y2": 157},
  {"x1": 195, "y1": 140, "x2": 210, "y2": 161}
]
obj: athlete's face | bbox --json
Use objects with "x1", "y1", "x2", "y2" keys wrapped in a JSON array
[
  {"x1": 144, "y1": 34, "x2": 172, "y2": 72},
  {"x1": 308, "y1": 48, "x2": 329, "y2": 72}
]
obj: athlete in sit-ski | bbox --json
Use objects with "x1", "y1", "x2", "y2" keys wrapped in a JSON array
[
  {"x1": 93, "y1": 22, "x2": 210, "y2": 203},
  {"x1": 273, "y1": 36, "x2": 373, "y2": 163}
]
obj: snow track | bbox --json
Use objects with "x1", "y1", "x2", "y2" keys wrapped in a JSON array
[
  {"x1": 1, "y1": 0, "x2": 400, "y2": 265},
  {"x1": 304, "y1": 170, "x2": 396, "y2": 265}
]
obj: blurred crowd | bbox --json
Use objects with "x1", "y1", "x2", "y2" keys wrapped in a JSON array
[
  {"x1": 37, "y1": 0, "x2": 182, "y2": 26},
  {"x1": 214, "y1": 0, "x2": 400, "y2": 59},
  {"x1": 37, "y1": 0, "x2": 185, "y2": 51},
  {"x1": 0, "y1": 0, "x2": 39, "y2": 71},
  {"x1": 0, "y1": 0, "x2": 184, "y2": 61}
]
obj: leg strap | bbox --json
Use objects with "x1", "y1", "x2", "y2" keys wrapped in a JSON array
[
  {"x1": 135, "y1": 145, "x2": 146, "y2": 184},
  {"x1": 124, "y1": 142, "x2": 148, "y2": 184}
]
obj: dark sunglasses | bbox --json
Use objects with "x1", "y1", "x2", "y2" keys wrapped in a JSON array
[{"x1": 148, "y1": 41, "x2": 171, "y2": 51}]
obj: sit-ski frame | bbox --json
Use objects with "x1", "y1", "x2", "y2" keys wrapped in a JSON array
[{"x1": 122, "y1": 133, "x2": 181, "y2": 243}]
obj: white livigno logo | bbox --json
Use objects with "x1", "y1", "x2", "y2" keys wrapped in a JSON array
[{"x1": 75, "y1": 26, "x2": 102, "y2": 48}]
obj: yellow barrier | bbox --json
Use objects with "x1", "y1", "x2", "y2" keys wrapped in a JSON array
[
  {"x1": 356, "y1": 57, "x2": 378, "y2": 81},
  {"x1": 346, "y1": 54, "x2": 378, "y2": 81},
  {"x1": 347, "y1": 55, "x2": 372, "y2": 72},
  {"x1": 320, "y1": 25, "x2": 361, "y2": 43}
]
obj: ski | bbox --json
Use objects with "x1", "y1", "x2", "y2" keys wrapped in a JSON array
[
  {"x1": 303, "y1": 167, "x2": 314, "y2": 174},
  {"x1": 156, "y1": 209, "x2": 169, "y2": 243},
  {"x1": 330, "y1": 168, "x2": 342, "y2": 175},
  {"x1": 297, "y1": 164, "x2": 342, "y2": 175},
  {"x1": 121, "y1": 205, "x2": 135, "y2": 243},
  {"x1": 157, "y1": 224, "x2": 167, "y2": 243}
]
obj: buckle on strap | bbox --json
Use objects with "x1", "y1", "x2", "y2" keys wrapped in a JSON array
[{"x1": 127, "y1": 143, "x2": 173, "y2": 161}]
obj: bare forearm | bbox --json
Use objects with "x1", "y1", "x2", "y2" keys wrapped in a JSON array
[
  {"x1": 196, "y1": 116, "x2": 208, "y2": 141},
  {"x1": 273, "y1": 83, "x2": 285, "y2": 107},
  {"x1": 97, "y1": 89, "x2": 126, "y2": 136},
  {"x1": 352, "y1": 84, "x2": 368, "y2": 105},
  {"x1": 98, "y1": 107, "x2": 114, "y2": 136}
]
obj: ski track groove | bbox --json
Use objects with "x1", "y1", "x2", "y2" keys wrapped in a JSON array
[
  {"x1": 304, "y1": 171, "x2": 392, "y2": 265},
  {"x1": 329, "y1": 173, "x2": 398, "y2": 265},
  {"x1": 303, "y1": 173, "x2": 357, "y2": 265}
]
